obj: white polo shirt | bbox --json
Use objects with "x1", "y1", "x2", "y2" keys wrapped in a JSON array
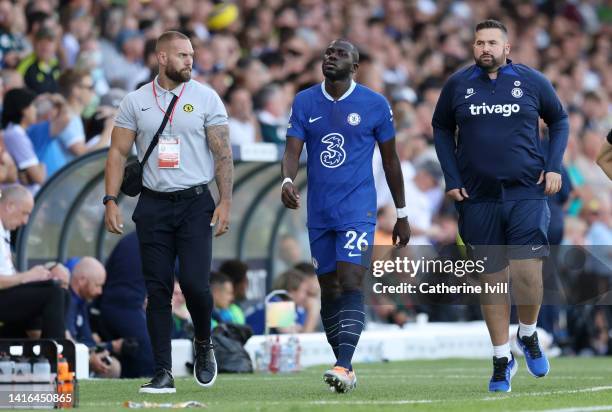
[
  {"x1": 0, "y1": 220, "x2": 15, "y2": 276},
  {"x1": 114, "y1": 77, "x2": 228, "y2": 192}
]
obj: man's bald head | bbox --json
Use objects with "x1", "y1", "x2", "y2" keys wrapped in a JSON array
[
  {"x1": 0, "y1": 185, "x2": 34, "y2": 231},
  {"x1": 71, "y1": 257, "x2": 107, "y2": 301},
  {"x1": 0, "y1": 184, "x2": 32, "y2": 205}
]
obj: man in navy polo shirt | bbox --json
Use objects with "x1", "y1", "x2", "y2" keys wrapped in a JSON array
[{"x1": 432, "y1": 20, "x2": 569, "y2": 392}]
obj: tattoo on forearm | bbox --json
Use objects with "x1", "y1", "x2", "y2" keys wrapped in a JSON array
[{"x1": 206, "y1": 124, "x2": 233, "y2": 200}]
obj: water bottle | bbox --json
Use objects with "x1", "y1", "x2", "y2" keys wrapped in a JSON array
[
  {"x1": 57, "y1": 355, "x2": 75, "y2": 408},
  {"x1": 32, "y1": 357, "x2": 51, "y2": 383},
  {"x1": 0, "y1": 355, "x2": 13, "y2": 382},
  {"x1": 294, "y1": 337, "x2": 302, "y2": 372},
  {"x1": 268, "y1": 336, "x2": 281, "y2": 373},
  {"x1": 12, "y1": 357, "x2": 31, "y2": 383},
  {"x1": 285, "y1": 338, "x2": 296, "y2": 372}
]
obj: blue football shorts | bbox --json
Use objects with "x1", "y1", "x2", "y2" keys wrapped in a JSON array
[
  {"x1": 308, "y1": 222, "x2": 375, "y2": 275},
  {"x1": 457, "y1": 199, "x2": 551, "y2": 274}
]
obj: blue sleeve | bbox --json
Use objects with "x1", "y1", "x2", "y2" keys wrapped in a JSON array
[
  {"x1": 65, "y1": 298, "x2": 79, "y2": 340},
  {"x1": 79, "y1": 306, "x2": 97, "y2": 348},
  {"x1": 536, "y1": 72, "x2": 569, "y2": 174},
  {"x1": 374, "y1": 98, "x2": 395, "y2": 142},
  {"x1": 432, "y1": 78, "x2": 462, "y2": 191},
  {"x1": 286, "y1": 95, "x2": 306, "y2": 140}
]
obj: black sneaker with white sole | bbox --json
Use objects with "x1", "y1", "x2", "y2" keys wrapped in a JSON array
[
  {"x1": 139, "y1": 369, "x2": 176, "y2": 394},
  {"x1": 193, "y1": 339, "x2": 217, "y2": 387}
]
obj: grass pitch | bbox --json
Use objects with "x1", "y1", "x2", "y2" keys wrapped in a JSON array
[{"x1": 78, "y1": 357, "x2": 612, "y2": 411}]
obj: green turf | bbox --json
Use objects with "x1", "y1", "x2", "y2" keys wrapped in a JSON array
[{"x1": 75, "y1": 358, "x2": 612, "y2": 411}]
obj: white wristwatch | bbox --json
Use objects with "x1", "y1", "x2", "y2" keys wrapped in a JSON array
[
  {"x1": 281, "y1": 177, "x2": 293, "y2": 190},
  {"x1": 396, "y1": 206, "x2": 409, "y2": 219}
]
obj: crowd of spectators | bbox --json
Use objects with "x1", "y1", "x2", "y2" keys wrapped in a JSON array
[{"x1": 0, "y1": 0, "x2": 610, "y2": 367}]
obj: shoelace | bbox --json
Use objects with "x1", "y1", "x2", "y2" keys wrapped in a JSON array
[
  {"x1": 492, "y1": 358, "x2": 509, "y2": 381},
  {"x1": 521, "y1": 334, "x2": 543, "y2": 359},
  {"x1": 196, "y1": 343, "x2": 213, "y2": 367}
]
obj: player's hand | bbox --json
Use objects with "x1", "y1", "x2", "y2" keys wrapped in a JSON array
[
  {"x1": 104, "y1": 201, "x2": 124, "y2": 234},
  {"x1": 538, "y1": 171, "x2": 562, "y2": 195},
  {"x1": 393, "y1": 218, "x2": 411, "y2": 247},
  {"x1": 447, "y1": 188, "x2": 469, "y2": 201},
  {"x1": 281, "y1": 181, "x2": 300, "y2": 209},
  {"x1": 211, "y1": 199, "x2": 231, "y2": 237}
]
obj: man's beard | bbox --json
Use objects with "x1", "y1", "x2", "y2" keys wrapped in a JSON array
[
  {"x1": 323, "y1": 68, "x2": 351, "y2": 82},
  {"x1": 475, "y1": 53, "x2": 504, "y2": 72},
  {"x1": 166, "y1": 66, "x2": 191, "y2": 83}
]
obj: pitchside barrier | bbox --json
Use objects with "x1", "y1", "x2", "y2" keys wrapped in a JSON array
[{"x1": 15, "y1": 144, "x2": 308, "y2": 300}]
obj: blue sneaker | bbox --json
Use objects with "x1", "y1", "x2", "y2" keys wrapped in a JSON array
[
  {"x1": 516, "y1": 331, "x2": 550, "y2": 377},
  {"x1": 488, "y1": 355, "x2": 518, "y2": 392}
]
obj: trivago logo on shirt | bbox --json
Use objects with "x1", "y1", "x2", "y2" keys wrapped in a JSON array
[{"x1": 469, "y1": 102, "x2": 520, "y2": 117}]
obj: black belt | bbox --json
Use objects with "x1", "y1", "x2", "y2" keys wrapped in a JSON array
[{"x1": 142, "y1": 184, "x2": 208, "y2": 201}]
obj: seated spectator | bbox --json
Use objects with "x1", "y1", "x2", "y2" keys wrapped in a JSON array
[
  {"x1": 65, "y1": 256, "x2": 121, "y2": 378},
  {"x1": 226, "y1": 86, "x2": 260, "y2": 145},
  {"x1": 218, "y1": 259, "x2": 256, "y2": 312},
  {"x1": 16, "y1": 27, "x2": 60, "y2": 94},
  {"x1": 0, "y1": 133, "x2": 17, "y2": 185},
  {"x1": 0, "y1": 185, "x2": 67, "y2": 339},
  {"x1": 171, "y1": 280, "x2": 193, "y2": 339},
  {"x1": 211, "y1": 271, "x2": 245, "y2": 328},
  {"x1": 56, "y1": 69, "x2": 96, "y2": 158},
  {"x1": 2, "y1": 88, "x2": 46, "y2": 192},
  {"x1": 96, "y1": 231, "x2": 154, "y2": 378},
  {"x1": 27, "y1": 93, "x2": 71, "y2": 178},
  {"x1": 293, "y1": 262, "x2": 322, "y2": 332},
  {"x1": 85, "y1": 88, "x2": 126, "y2": 149},
  {"x1": 245, "y1": 269, "x2": 314, "y2": 334},
  {"x1": 256, "y1": 83, "x2": 289, "y2": 144}
]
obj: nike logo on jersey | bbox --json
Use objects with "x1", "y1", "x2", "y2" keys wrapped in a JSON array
[
  {"x1": 309, "y1": 116, "x2": 322, "y2": 123},
  {"x1": 532, "y1": 245, "x2": 544, "y2": 251},
  {"x1": 348, "y1": 251, "x2": 361, "y2": 257},
  {"x1": 464, "y1": 92, "x2": 477, "y2": 99},
  {"x1": 141, "y1": 107, "x2": 152, "y2": 111}
]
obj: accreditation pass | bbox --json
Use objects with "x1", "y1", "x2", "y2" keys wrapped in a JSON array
[{"x1": 158, "y1": 136, "x2": 180, "y2": 168}]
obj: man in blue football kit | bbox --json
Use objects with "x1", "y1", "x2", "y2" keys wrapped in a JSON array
[
  {"x1": 432, "y1": 20, "x2": 569, "y2": 392},
  {"x1": 281, "y1": 39, "x2": 411, "y2": 393}
]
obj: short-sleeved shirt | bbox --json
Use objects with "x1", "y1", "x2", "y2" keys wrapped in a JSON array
[
  {"x1": 114, "y1": 77, "x2": 228, "y2": 192},
  {"x1": 287, "y1": 81, "x2": 395, "y2": 228},
  {"x1": 27, "y1": 121, "x2": 69, "y2": 178},
  {"x1": 56, "y1": 114, "x2": 86, "y2": 161},
  {"x1": 0, "y1": 220, "x2": 15, "y2": 276},
  {"x1": 4, "y1": 123, "x2": 40, "y2": 171}
]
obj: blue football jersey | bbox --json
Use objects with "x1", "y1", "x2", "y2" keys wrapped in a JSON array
[{"x1": 287, "y1": 81, "x2": 395, "y2": 228}]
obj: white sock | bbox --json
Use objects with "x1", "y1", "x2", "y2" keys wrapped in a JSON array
[
  {"x1": 492, "y1": 342, "x2": 511, "y2": 360},
  {"x1": 519, "y1": 321, "x2": 537, "y2": 338}
]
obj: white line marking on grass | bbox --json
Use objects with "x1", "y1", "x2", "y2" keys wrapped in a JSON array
[
  {"x1": 309, "y1": 400, "x2": 437, "y2": 405},
  {"x1": 521, "y1": 405, "x2": 612, "y2": 412},
  {"x1": 482, "y1": 386, "x2": 612, "y2": 401}
]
